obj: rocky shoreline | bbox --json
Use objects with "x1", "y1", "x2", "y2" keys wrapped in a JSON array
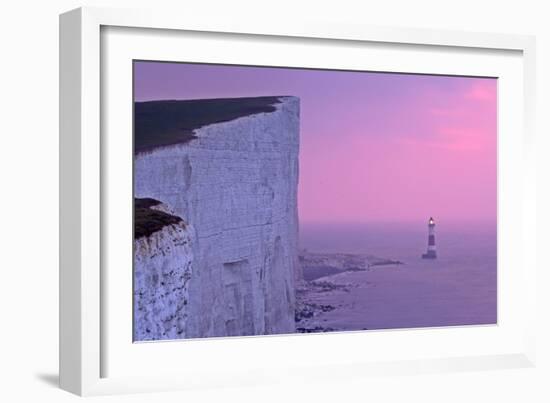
[{"x1": 295, "y1": 251, "x2": 403, "y2": 333}]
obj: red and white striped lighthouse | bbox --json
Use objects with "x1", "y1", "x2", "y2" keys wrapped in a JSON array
[{"x1": 421, "y1": 217, "x2": 437, "y2": 259}]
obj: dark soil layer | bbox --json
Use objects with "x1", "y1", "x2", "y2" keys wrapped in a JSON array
[
  {"x1": 134, "y1": 96, "x2": 283, "y2": 153},
  {"x1": 134, "y1": 198, "x2": 183, "y2": 239}
]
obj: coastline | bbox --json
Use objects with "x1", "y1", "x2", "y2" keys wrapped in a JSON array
[{"x1": 296, "y1": 251, "x2": 403, "y2": 333}]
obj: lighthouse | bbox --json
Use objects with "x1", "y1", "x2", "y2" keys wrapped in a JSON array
[{"x1": 421, "y1": 217, "x2": 437, "y2": 259}]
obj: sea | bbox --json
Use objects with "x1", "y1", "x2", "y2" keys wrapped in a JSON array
[{"x1": 299, "y1": 221, "x2": 497, "y2": 330}]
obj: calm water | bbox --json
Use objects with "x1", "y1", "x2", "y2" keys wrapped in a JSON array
[{"x1": 299, "y1": 221, "x2": 497, "y2": 330}]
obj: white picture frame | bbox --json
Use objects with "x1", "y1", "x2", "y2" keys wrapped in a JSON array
[{"x1": 59, "y1": 6, "x2": 537, "y2": 396}]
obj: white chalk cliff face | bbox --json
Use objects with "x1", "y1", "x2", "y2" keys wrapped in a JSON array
[
  {"x1": 134, "y1": 207, "x2": 194, "y2": 341},
  {"x1": 134, "y1": 96, "x2": 300, "y2": 340}
]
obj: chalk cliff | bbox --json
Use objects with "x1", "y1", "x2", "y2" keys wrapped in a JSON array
[
  {"x1": 134, "y1": 200, "x2": 194, "y2": 341},
  {"x1": 134, "y1": 96, "x2": 300, "y2": 340}
]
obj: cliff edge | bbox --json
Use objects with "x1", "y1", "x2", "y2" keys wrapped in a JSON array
[{"x1": 134, "y1": 199, "x2": 194, "y2": 341}]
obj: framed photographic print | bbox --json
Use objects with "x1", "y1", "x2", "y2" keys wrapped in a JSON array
[
  {"x1": 132, "y1": 61, "x2": 498, "y2": 341},
  {"x1": 60, "y1": 7, "x2": 537, "y2": 396}
]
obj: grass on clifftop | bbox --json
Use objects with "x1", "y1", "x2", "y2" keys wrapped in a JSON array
[
  {"x1": 134, "y1": 96, "x2": 284, "y2": 153},
  {"x1": 134, "y1": 198, "x2": 184, "y2": 239}
]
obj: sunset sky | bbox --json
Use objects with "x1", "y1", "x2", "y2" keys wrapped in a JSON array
[{"x1": 134, "y1": 61, "x2": 497, "y2": 224}]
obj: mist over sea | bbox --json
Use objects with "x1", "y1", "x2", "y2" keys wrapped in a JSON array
[{"x1": 299, "y1": 221, "x2": 497, "y2": 330}]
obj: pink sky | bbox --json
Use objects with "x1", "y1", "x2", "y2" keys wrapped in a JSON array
[{"x1": 135, "y1": 62, "x2": 497, "y2": 224}]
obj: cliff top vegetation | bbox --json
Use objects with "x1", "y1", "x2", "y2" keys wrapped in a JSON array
[
  {"x1": 134, "y1": 198, "x2": 184, "y2": 239},
  {"x1": 134, "y1": 96, "x2": 288, "y2": 153}
]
